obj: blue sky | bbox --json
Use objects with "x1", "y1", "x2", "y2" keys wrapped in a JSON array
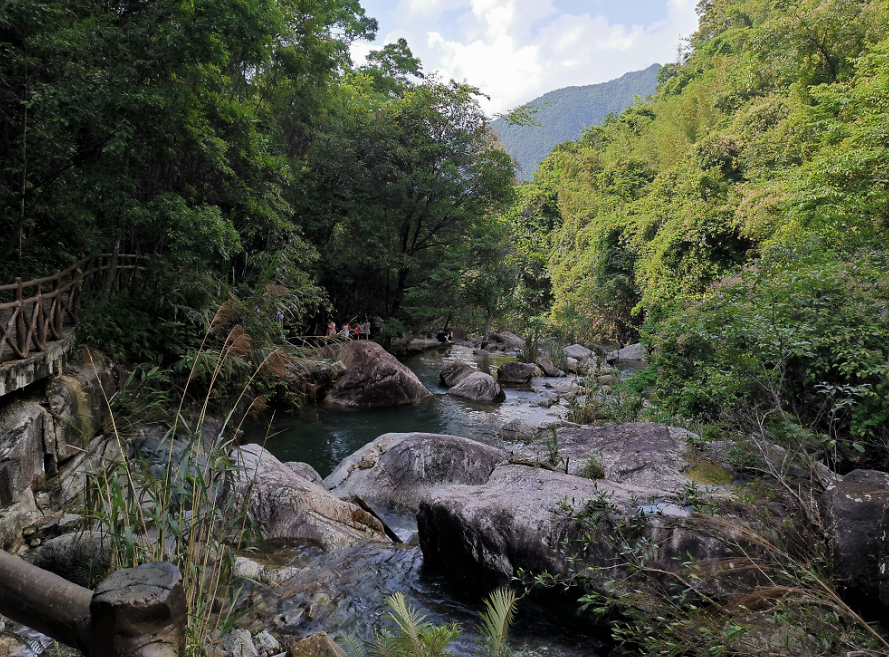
[{"x1": 351, "y1": 0, "x2": 700, "y2": 114}]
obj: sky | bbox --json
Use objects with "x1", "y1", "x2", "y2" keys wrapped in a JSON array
[{"x1": 351, "y1": 0, "x2": 701, "y2": 115}]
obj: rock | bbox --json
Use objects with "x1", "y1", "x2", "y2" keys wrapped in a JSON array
[
  {"x1": 564, "y1": 357, "x2": 579, "y2": 373},
  {"x1": 563, "y1": 344, "x2": 593, "y2": 362},
  {"x1": 254, "y1": 631, "x2": 281, "y2": 657},
  {"x1": 550, "y1": 380, "x2": 583, "y2": 396},
  {"x1": 535, "y1": 357, "x2": 563, "y2": 377},
  {"x1": 46, "y1": 353, "x2": 116, "y2": 463},
  {"x1": 221, "y1": 630, "x2": 259, "y2": 657},
  {"x1": 496, "y1": 362, "x2": 541, "y2": 384},
  {"x1": 0, "y1": 400, "x2": 51, "y2": 507},
  {"x1": 497, "y1": 420, "x2": 537, "y2": 443},
  {"x1": 232, "y1": 557, "x2": 298, "y2": 586},
  {"x1": 325, "y1": 433, "x2": 505, "y2": 512},
  {"x1": 439, "y1": 362, "x2": 474, "y2": 388},
  {"x1": 513, "y1": 423, "x2": 692, "y2": 493},
  {"x1": 820, "y1": 470, "x2": 889, "y2": 604},
  {"x1": 490, "y1": 332, "x2": 524, "y2": 350},
  {"x1": 289, "y1": 632, "x2": 347, "y2": 657},
  {"x1": 0, "y1": 487, "x2": 38, "y2": 551},
  {"x1": 597, "y1": 375, "x2": 615, "y2": 386},
  {"x1": 58, "y1": 434, "x2": 123, "y2": 505},
  {"x1": 29, "y1": 530, "x2": 112, "y2": 579},
  {"x1": 325, "y1": 342, "x2": 431, "y2": 409},
  {"x1": 232, "y1": 444, "x2": 387, "y2": 549},
  {"x1": 607, "y1": 343, "x2": 647, "y2": 363},
  {"x1": 532, "y1": 393, "x2": 560, "y2": 408},
  {"x1": 417, "y1": 464, "x2": 727, "y2": 623},
  {"x1": 285, "y1": 463, "x2": 325, "y2": 487},
  {"x1": 447, "y1": 372, "x2": 505, "y2": 403}
]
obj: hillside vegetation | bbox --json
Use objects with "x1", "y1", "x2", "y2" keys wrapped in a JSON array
[
  {"x1": 492, "y1": 64, "x2": 661, "y2": 180},
  {"x1": 507, "y1": 0, "x2": 889, "y2": 468}
]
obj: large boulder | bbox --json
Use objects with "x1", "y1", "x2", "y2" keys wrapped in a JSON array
[
  {"x1": 491, "y1": 332, "x2": 524, "y2": 350},
  {"x1": 233, "y1": 444, "x2": 387, "y2": 549},
  {"x1": 820, "y1": 470, "x2": 889, "y2": 604},
  {"x1": 496, "y1": 361, "x2": 541, "y2": 384},
  {"x1": 325, "y1": 433, "x2": 505, "y2": 511},
  {"x1": 439, "y1": 362, "x2": 474, "y2": 388},
  {"x1": 0, "y1": 400, "x2": 49, "y2": 508},
  {"x1": 325, "y1": 341, "x2": 431, "y2": 408},
  {"x1": 512, "y1": 423, "x2": 692, "y2": 493},
  {"x1": 447, "y1": 372, "x2": 505, "y2": 403}
]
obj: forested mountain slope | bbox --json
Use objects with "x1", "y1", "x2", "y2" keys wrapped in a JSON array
[
  {"x1": 492, "y1": 64, "x2": 660, "y2": 179},
  {"x1": 505, "y1": 0, "x2": 889, "y2": 460}
]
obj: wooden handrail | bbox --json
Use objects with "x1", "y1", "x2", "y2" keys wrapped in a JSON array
[
  {"x1": 0, "y1": 248, "x2": 141, "y2": 362},
  {"x1": 0, "y1": 550, "x2": 185, "y2": 657}
]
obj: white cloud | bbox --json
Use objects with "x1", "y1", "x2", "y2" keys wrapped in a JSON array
[{"x1": 352, "y1": 0, "x2": 700, "y2": 115}]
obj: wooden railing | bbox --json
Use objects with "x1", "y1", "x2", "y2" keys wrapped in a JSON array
[{"x1": 0, "y1": 247, "x2": 139, "y2": 362}]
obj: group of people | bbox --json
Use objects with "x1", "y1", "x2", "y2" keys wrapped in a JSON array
[{"x1": 325, "y1": 315, "x2": 383, "y2": 341}]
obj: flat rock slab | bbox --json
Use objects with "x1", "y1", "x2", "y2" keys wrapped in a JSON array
[{"x1": 325, "y1": 433, "x2": 505, "y2": 511}]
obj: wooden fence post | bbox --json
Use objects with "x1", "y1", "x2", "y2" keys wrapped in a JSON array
[
  {"x1": 14, "y1": 277, "x2": 27, "y2": 356},
  {"x1": 52, "y1": 270, "x2": 62, "y2": 337},
  {"x1": 35, "y1": 282, "x2": 46, "y2": 349}
]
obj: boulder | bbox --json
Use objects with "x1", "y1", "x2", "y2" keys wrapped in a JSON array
[
  {"x1": 58, "y1": 434, "x2": 123, "y2": 505},
  {"x1": 439, "y1": 362, "x2": 474, "y2": 388},
  {"x1": 512, "y1": 423, "x2": 692, "y2": 494},
  {"x1": 29, "y1": 530, "x2": 112, "y2": 578},
  {"x1": 233, "y1": 444, "x2": 387, "y2": 549},
  {"x1": 325, "y1": 342, "x2": 431, "y2": 409},
  {"x1": 563, "y1": 344, "x2": 593, "y2": 362},
  {"x1": 535, "y1": 357, "x2": 563, "y2": 377},
  {"x1": 0, "y1": 400, "x2": 49, "y2": 507},
  {"x1": 490, "y1": 332, "x2": 524, "y2": 350},
  {"x1": 820, "y1": 470, "x2": 889, "y2": 604},
  {"x1": 447, "y1": 372, "x2": 505, "y2": 403},
  {"x1": 289, "y1": 632, "x2": 347, "y2": 657},
  {"x1": 285, "y1": 462, "x2": 325, "y2": 487},
  {"x1": 0, "y1": 488, "x2": 38, "y2": 551},
  {"x1": 607, "y1": 343, "x2": 647, "y2": 363},
  {"x1": 324, "y1": 433, "x2": 505, "y2": 512},
  {"x1": 496, "y1": 362, "x2": 541, "y2": 384},
  {"x1": 532, "y1": 392, "x2": 560, "y2": 408},
  {"x1": 417, "y1": 464, "x2": 728, "y2": 617}
]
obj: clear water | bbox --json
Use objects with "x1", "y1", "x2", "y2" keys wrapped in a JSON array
[{"x1": 245, "y1": 344, "x2": 570, "y2": 477}]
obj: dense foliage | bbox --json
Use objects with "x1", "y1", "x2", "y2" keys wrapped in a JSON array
[{"x1": 507, "y1": 0, "x2": 889, "y2": 460}]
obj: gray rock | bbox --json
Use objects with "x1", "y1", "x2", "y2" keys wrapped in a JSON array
[
  {"x1": 58, "y1": 434, "x2": 123, "y2": 505},
  {"x1": 253, "y1": 631, "x2": 281, "y2": 657},
  {"x1": 220, "y1": 630, "x2": 259, "y2": 657},
  {"x1": 0, "y1": 400, "x2": 50, "y2": 507},
  {"x1": 0, "y1": 487, "x2": 38, "y2": 551},
  {"x1": 563, "y1": 344, "x2": 593, "y2": 362},
  {"x1": 285, "y1": 462, "x2": 324, "y2": 487},
  {"x1": 29, "y1": 530, "x2": 112, "y2": 578},
  {"x1": 491, "y1": 332, "x2": 525, "y2": 350},
  {"x1": 498, "y1": 419, "x2": 537, "y2": 442},
  {"x1": 325, "y1": 433, "x2": 505, "y2": 512},
  {"x1": 496, "y1": 362, "x2": 541, "y2": 384},
  {"x1": 447, "y1": 372, "x2": 505, "y2": 403},
  {"x1": 550, "y1": 380, "x2": 583, "y2": 396},
  {"x1": 607, "y1": 343, "x2": 647, "y2": 363},
  {"x1": 439, "y1": 362, "x2": 474, "y2": 388},
  {"x1": 533, "y1": 393, "x2": 560, "y2": 408},
  {"x1": 535, "y1": 357, "x2": 563, "y2": 377},
  {"x1": 232, "y1": 444, "x2": 387, "y2": 549},
  {"x1": 325, "y1": 341, "x2": 431, "y2": 409},
  {"x1": 820, "y1": 470, "x2": 889, "y2": 604}
]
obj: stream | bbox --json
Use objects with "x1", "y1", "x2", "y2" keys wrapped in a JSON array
[{"x1": 242, "y1": 344, "x2": 605, "y2": 656}]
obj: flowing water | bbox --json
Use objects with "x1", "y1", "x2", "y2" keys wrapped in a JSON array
[{"x1": 242, "y1": 345, "x2": 605, "y2": 656}]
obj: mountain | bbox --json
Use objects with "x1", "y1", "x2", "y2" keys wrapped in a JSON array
[{"x1": 493, "y1": 64, "x2": 661, "y2": 180}]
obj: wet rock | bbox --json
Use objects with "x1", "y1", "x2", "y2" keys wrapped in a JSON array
[
  {"x1": 447, "y1": 372, "x2": 505, "y2": 403},
  {"x1": 820, "y1": 470, "x2": 889, "y2": 604},
  {"x1": 472, "y1": 348, "x2": 492, "y2": 357},
  {"x1": 496, "y1": 362, "x2": 541, "y2": 384},
  {"x1": 285, "y1": 462, "x2": 325, "y2": 487},
  {"x1": 606, "y1": 343, "x2": 647, "y2": 363},
  {"x1": 233, "y1": 444, "x2": 387, "y2": 549},
  {"x1": 289, "y1": 632, "x2": 347, "y2": 657},
  {"x1": 563, "y1": 344, "x2": 593, "y2": 362},
  {"x1": 325, "y1": 342, "x2": 431, "y2": 409},
  {"x1": 325, "y1": 433, "x2": 504, "y2": 512},
  {"x1": 535, "y1": 357, "x2": 563, "y2": 377},
  {"x1": 439, "y1": 362, "x2": 474, "y2": 388}
]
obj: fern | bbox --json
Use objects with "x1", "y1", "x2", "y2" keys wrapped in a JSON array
[{"x1": 476, "y1": 588, "x2": 518, "y2": 657}]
